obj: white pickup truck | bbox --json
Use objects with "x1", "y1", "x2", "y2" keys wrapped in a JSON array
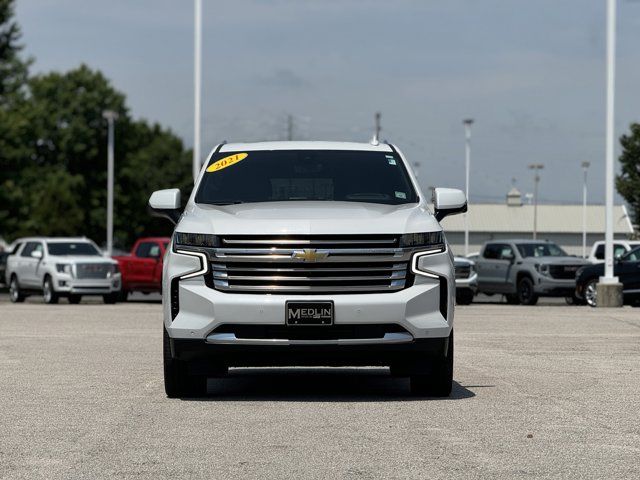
[
  {"x1": 6, "y1": 237, "x2": 121, "y2": 304},
  {"x1": 149, "y1": 141, "x2": 467, "y2": 397}
]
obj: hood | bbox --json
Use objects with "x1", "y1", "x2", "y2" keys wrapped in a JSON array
[
  {"x1": 177, "y1": 201, "x2": 441, "y2": 235},
  {"x1": 48, "y1": 255, "x2": 117, "y2": 265},
  {"x1": 454, "y1": 257, "x2": 474, "y2": 266},
  {"x1": 521, "y1": 256, "x2": 589, "y2": 266}
]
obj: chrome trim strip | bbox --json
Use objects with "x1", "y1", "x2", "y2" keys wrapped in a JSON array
[
  {"x1": 212, "y1": 264, "x2": 407, "y2": 273},
  {"x1": 222, "y1": 238, "x2": 396, "y2": 245},
  {"x1": 205, "y1": 331, "x2": 414, "y2": 346},
  {"x1": 214, "y1": 273, "x2": 406, "y2": 282},
  {"x1": 212, "y1": 282, "x2": 405, "y2": 292}
]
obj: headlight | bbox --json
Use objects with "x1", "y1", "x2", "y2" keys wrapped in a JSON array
[
  {"x1": 56, "y1": 264, "x2": 72, "y2": 275},
  {"x1": 173, "y1": 232, "x2": 213, "y2": 279},
  {"x1": 399, "y1": 231, "x2": 445, "y2": 250},
  {"x1": 536, "y1": 264, "x2": 551, "y2": 276},
  {"x1": 110, "y1": 264, "x2": 120, "y2": 275},
  {"x1": 174, "y1": 232, "x2": 219, "y2": 248}
]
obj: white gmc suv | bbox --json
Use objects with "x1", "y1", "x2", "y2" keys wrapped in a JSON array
[
  {"x1": 149, "y1": 142, "x2": 467, "y2": 397},
  {"x1": 6, "y1": 237, "x2": 121, "y2": 304}
]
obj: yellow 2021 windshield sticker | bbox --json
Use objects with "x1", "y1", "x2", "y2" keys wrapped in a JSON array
[{"x1": 206, "y1": 153, "x2": 248, "y2": 173}]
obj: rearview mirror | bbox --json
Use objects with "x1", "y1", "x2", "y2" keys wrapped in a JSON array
[
  {"x1": 433, "y1": 188, "x2": 467, "y2": 221},
  {"x1": 31, "y1": 250, "x2": 43, "y2": 259},
  {"x1": 149, "y1": 188, "x2": 182, "y2": 224}
]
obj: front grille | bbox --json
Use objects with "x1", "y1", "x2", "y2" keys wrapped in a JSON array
[
  {"x1": 548, "y1": 265, "x2": 582, "y2": 280},
  {"x1": 209, "y1": 235, "x2": 412, "y2": 294},
  {"x1": 75, "y1": 263, "x2": 110, "y2": 279},
  {"x1": 210, "y1": 323, "x2": 408, "y2": 341},
  {"x1": 454, "y1": 264, "x2": 471, "y2": 279}
]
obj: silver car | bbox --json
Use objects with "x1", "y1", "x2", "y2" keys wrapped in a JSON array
[{"x1": 6, "y1": 237, "x2": 121, "y2": 304}]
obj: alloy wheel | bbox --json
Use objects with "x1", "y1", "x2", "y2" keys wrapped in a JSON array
[
  {"x1": 10, "y1": 278, "x2": 19, "y2": 302},
  {"x1": 585, "y1": 280, "x2": 598, "y2": 307},
  {"x1": 43, "y1": 279, "x2": 52, "y2": 303}
]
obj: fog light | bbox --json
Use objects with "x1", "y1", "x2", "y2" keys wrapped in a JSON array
[{"x1": 58, "y1": 280, "x2": 67, "y2": 287}]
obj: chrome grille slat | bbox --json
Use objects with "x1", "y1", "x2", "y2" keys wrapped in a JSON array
[
  {"x1": 222, "y1": 238, "x2": 396, "y2": 245},
  {"x1": 209, "y1": 235, "x2": 410, "y2": 294},
  {"x1": 75, "y1": 263, "x2": 110, "y2": 280},
  {"x1": 214, "y1": 248, "x2": 402, "y2": 255},
  {"x1": 212, "y1": 264, "x2": 406, "y2": 273},
  {"x1": 215, "y1": 273, "x2": 406, "y2": 282},
  {"x1": 212, "y1": 282, "x2": 406, "y2": 293}
]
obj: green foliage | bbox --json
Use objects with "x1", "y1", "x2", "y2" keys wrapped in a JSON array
[
  {"x1": 0, "y1": 0, "x2": 29, "y2": 103},
  {"x1": 616, "y1": 123, "x2": 640, "y2": 229},
  {"x1": 1, "y1": 65, "x2": 192, "y2": 247},
  {"x1": 0, "y1": 1, "x2": 192, "y2": 248}
]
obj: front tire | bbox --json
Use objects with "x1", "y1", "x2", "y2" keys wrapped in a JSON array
[
  {"x1": 517, "y1": 277, "x2": 538, "y2": 306},
  {"x1": 584, "y1": 279, "x2": 598, "y2": 307},
  {"x1": 505, "y1": 294, "x2": 520, "y2": 305},
  {"x1": 456, "y1": 289, "x2": 474, "y2": 305},
  {"x1": 9, "y1": 276, "x2": 26, "y2": 303},
  {"x1": 43, "y1": 276, "x2": 59, "y2": 304},
  {"x1": 68, "y1": 295, "x2": 82, "y2": 304},
  {"x1": 103, "y1": 293, "x2": 119, "y2": 304},
  {"x1": 410, "y1": 331, "x2": 454, "y2": 397},
  {"x1": 163, "y1": 327, "x2": 208, "y2": 398}
]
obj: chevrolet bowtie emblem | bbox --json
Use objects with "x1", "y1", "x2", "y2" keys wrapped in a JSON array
[{"x1": 292, "y1": 249, "x2": 329, "y2": 262}]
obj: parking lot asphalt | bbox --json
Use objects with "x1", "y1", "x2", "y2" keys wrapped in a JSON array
[{"x1": 1, "y1": 296, "x2": 639, "y2": 480}]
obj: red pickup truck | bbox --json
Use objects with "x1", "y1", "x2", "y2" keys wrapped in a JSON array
[{"x1": 113, "y1": 237, "x2": 170, "y2": 301}]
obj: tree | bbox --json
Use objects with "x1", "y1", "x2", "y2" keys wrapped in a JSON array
[
  {"x1": 616, "y1": 123, "x2": 640, "y2": 229},
  {"x1": 0, "y1": 0, "x2": 31, "y2": 239},
  {"x1": 0, "y1": 0, "x2": 29, "y2": 102},
  {"x1": 0, "y1": 4, "x2": 192, "y2": 248},
  {"x1": 1, "y1": 65, "x2": 192, "y2": 247}
]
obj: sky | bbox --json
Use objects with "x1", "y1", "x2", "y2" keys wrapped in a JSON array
[{"x1": 15, "y1": 0, "x2": 640, "y2": 205}]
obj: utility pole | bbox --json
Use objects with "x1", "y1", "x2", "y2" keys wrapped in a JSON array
[
  {"x1": 192, "y1": 0, "x2": 202, "y2": 182},
  {"x1": 598, "y1": 0, "x2": 623, "y2": 307},
  {"x1": 582, "y1": 161, "x2": 591, "y2": 258},
  {"x1": 528, "y1": 163, "x2": 544, "y2": 240},
  {"x1": 374, "y1": 112, "x2": 381, "y2": 143},
  {"x1": 463, "y1": 119, "x2": 474, "y2": 256},
  {"x1": 102, "y1": 110, "x2": 118, "y2": 256},
  {"x1": 287, "y1": 114, "x2": 294, "y2": 141}
]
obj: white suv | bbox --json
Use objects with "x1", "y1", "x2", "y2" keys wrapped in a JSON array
[
  {"x1": 149, "y1": 142, "x2": 467, "y2": 397},
  {"x1": 6, "y1": 237, "x2": 121, "y2": 304}
]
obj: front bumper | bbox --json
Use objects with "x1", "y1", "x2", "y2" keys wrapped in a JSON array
[
  {"x1": 533, "y1": 276, "x2": 576, "y2": 296},
  {"x1": 171, "y1": 336, "x2": 449, "y2": 371},
  {"x1": 455, "y1": 272, "x2": 478, "y2": 292},
  {"x1": 163, "y1": 247, "x2": 455, "y2": 343},
  {"x1": 54, "y1": 274, "x2": 121, "y2": 295}
]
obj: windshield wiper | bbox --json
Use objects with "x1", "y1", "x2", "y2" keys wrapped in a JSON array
[{"x1": 211, "y1": 200, "x2": 244, "y2": 205}]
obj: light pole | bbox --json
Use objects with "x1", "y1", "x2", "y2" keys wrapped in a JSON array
[
  {"x1": 463, "y1": 118, "x2": 474, "y2": 256},
  {"x1": 102, "y1": 110, "x2": 119, "y2": 256},
  {"x1": 598, "y1": 0, "x2": 623, "y2": 307},
  {"x1": 192, "y1": 0, "x2": 202, "y2": 182},
  {"x1": 581, "y1": 161, "x2": 591, "y2": 258},
  {"x1": 528, "y1": 163, "x2": 544, "y2": 240}
]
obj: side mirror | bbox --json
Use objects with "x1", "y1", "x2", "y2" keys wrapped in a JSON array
[
  {"x1": 149, "y1": 188, "x2": 182, "y2": 224},
  {"x1": 31, "y1": 250, "x2": 43, "y2": 259},
  {"x1": 433, "y1": 188, "x2": 467, "y2": 221},
  {"x1": 504, "y1": 253, "x2": 515, "y2": 263}
]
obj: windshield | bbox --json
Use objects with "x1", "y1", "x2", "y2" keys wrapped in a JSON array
[
  {"x1": 195, "y1": 149, "x2": 419, "y2": 206},
  {"x1": 47, "y1": 242, "x2": 101, "y2": 256},
  {"x1": 516, "y1": 243, "x2": 567, "y2": 258},
  {"x1": 622, "y1": 246, "x2": 640, "y2": 262}
]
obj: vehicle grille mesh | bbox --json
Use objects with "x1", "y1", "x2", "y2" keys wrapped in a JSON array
[
  {"x1": 454, "y1": 265, "x2": 471, "y2": 279},
  {"x1": 548, "y1": 265, "x2": 582, "y2": 280},
  {"x1": 75, "y1": 263, "x2": 110, "y2": 279},
  {"x1": 209, "y1": 235, "x2": 411, "y2": 294}
]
